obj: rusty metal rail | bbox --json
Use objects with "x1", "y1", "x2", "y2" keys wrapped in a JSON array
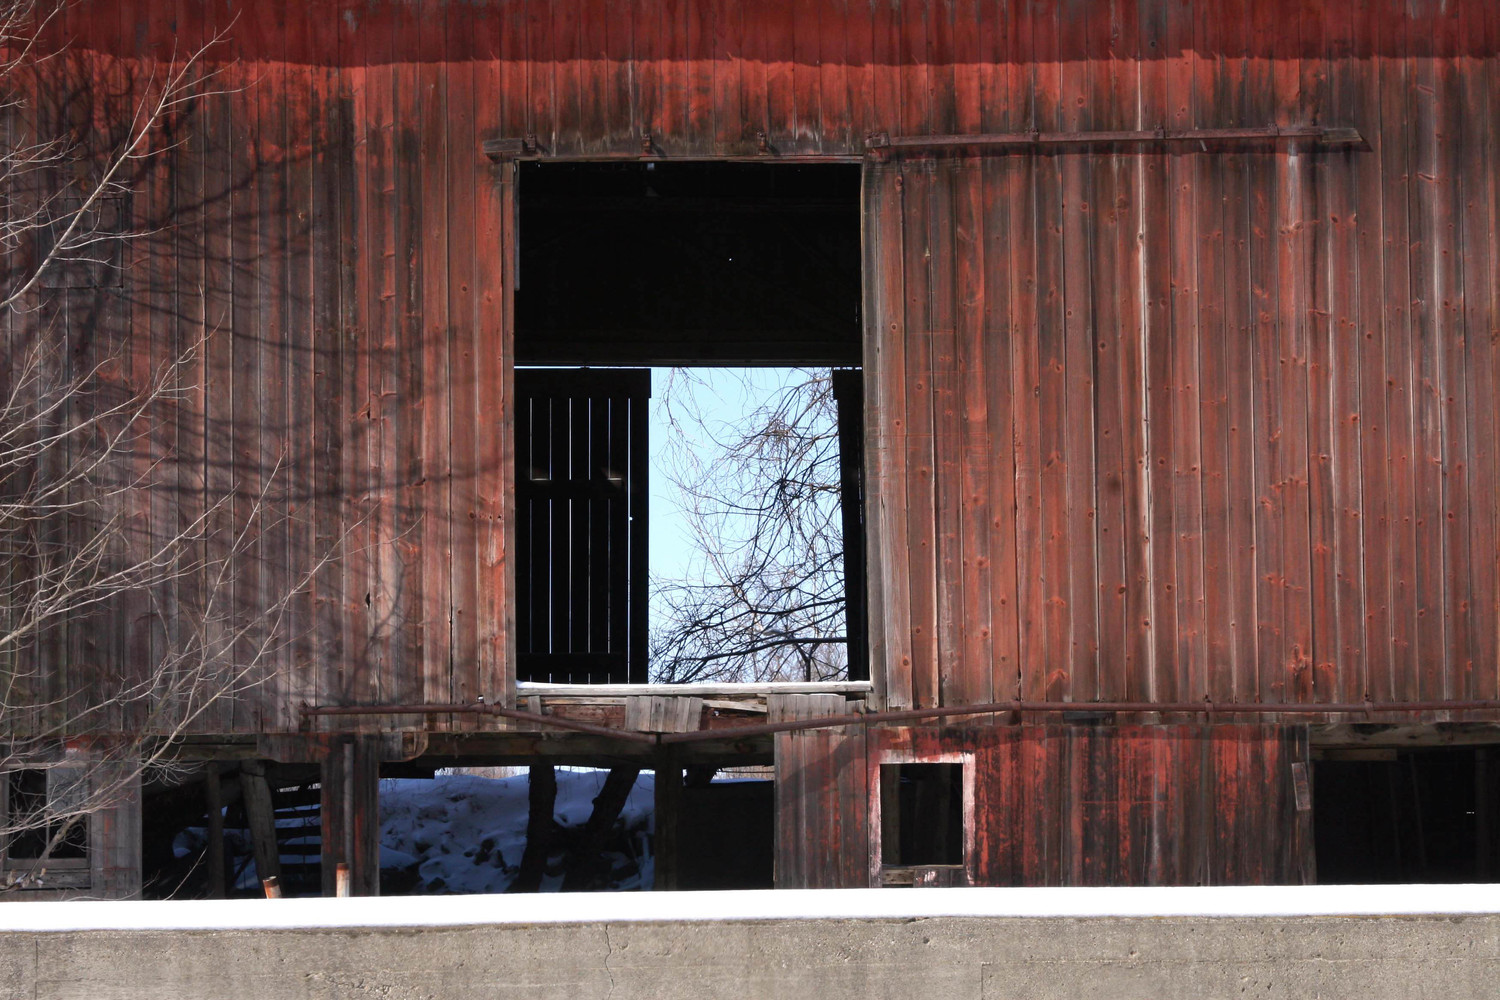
[
  {"x1": 302, "y1": 697, "x2": 1500, "y2": 747},
  {"x1": 863, "y1": 124, "x2": 1366, "y2": 153},
  {"x1": 301, "y1": 702, "x2": 658, "y2": 744}
]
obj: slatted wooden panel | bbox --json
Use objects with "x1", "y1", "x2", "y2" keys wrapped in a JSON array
[
  {"x1": 9, "y1": 0, "x2": 1496, "y2": 735},
  {"x1": 778, "y1": 724, "x2": 1313, "y2": 888},
  {"x1": 515, "y1": 369, "x2": 649, "y2": 684}
]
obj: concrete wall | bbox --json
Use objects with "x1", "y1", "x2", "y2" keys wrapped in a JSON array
[{"x1": 4, "y1": 912, "x2": 1500, "y2": 999}]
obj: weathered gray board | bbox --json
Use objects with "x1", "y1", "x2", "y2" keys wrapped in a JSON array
[{"x1": 3, "y1": 914, "x2": 1500, "y2": 999}]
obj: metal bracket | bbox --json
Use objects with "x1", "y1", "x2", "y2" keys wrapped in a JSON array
[{"x1": 481, "y1": 133, "x2": 543, "y2": 161}]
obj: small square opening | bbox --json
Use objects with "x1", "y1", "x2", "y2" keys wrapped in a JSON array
[
  {"x1": 6, "y1": 769, "x2": 88, "y2": 860},
  {"x1": 880, "y1": 762, "x2": 963, "y2": 868}
]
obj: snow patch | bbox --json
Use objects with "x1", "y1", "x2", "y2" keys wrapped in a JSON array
[{"x1": 378, "y1": 769, "x2": 655, "y2": 894}]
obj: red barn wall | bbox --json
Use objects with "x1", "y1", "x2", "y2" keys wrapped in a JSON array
[
  {"x1": 15, "y1": 0, "x2": 1499, "y2": 734},
  {"x1": 775, "y1": 724, "x2": 1313, "y2": 888}
]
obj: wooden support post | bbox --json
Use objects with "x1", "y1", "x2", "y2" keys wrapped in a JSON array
[
  {"x1": 241, "y1": 761, "x2": 282, "y2": 887},
  {"x1": 561, "y1": 767, "x2": 640, "y2": 891},
  {"x1": 320, "y1": 736, "x2": 382, "y2": 896},
  {"x1": 1478, "y1": 748, "x2": 1493, "y2": 881},
  {"x1": 511, "y1": 763, "x2": 557, "y2": 893},
  {"x1": 653, "y1": 746, "x2": 683, "y2": 891},
  {"x1": 204, "y1": 764, "x2": 225, "y2": 899},
  {"x1": 87, "y1": 751, "x2": 142, "y2": 898}
]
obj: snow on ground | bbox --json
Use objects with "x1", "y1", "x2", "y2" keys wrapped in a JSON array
[
  {"x1": 8, "y1": 884, "x2": 1500, "y2": 933},
  {"x1": 378, "y1": 769, "x2": 656, "y2": 894},
  {"x1": 169, "y1": 768, "x2": 656, "y2": 895}
]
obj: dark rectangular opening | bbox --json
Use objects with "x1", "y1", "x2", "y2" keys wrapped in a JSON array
[
  {"x1": 516, "y1": 161, "x2": 861, "y2": 366},
  {"x1": 1313, "y1": 746, "x2": 1500, "y2": 883},
  {"x1": 513, "y1": 162, "x2": 866, "y2": 684},
  {"x1": 880, "y1": 762, "x2": 964, "y2": 868},
  {"x1": 5, "y1": 769, "x2": 87, "y2": 860}
]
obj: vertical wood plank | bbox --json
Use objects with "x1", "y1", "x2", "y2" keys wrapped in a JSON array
[
  {"x1": 1220, "y1": 0, "x2": 1261, "y2": 704},
  {"x1": 1139, "y1": 0, "x2": 1175, "y2": 705},
  {"x1": 1032, "y1": 0, "x2": 1072, "y2": 707},
  {"x1": 1432, "y1": 4, "x2": 1469, "y2": 710},
  {"x1": 499, "y1": 0, "x2": 530, "y2": 142},
  {"x1": 1058, "y1": 0, "x2": 1099, "y2": 704},
  {"x1": 256, "y1": 2, "x2": 292, "y2": 729},
  {"x1": 762, "y1": 0, "x2": 793, "y2": 148},
  {"x1": 577, "y1": 0, "x2": 609, "y2": 154},
  {"x1": 897, "y1": 0, "x2": 928, "y2": 135},
  {"x1": 684, "y1": 0, "x2": 714, "y2": 149},
  {"x1": 283, "y1": 4, "x2": 320, "y2": 732},
  {"x1": 228, "y1": 10, "x2": 266, "y2": 731},
  {"x1": 1246, "y1": 0, "x2": 1283, "y2": 704},
  {"x1": 1354, "y1": 0, "x2": 1393, "y2": 706},
  {"x1": 711, "y1": 0, "x2": 746, "y2": 151},
  {"x1": 418, "y1": 0, "x2": 453, "y2": 723},
  {"x1": 1378, "y1": 0, "x2": 1417, "y2": 705},
  {"x1": 1324, "y1": 0, "x2": 1367, "y2": 704},
  {"x1": 1458, "y1": 0, "x2": 1498, "y2": 704},
  {"x1": 790, "y1": 0, "x2": 820, "y2": 152},
  {"x1": 448, "y1": 4, "x2": 485, "y2": 708},
  {"x1": 310, "y1": 2, "x2": 346, "y2": 738},
  {"x1": 555, "y1": 0, "x2": 582, "y2": 154},
  {"x1": 954, "y1": 154, "x2": 994, "y2": 708},
  {"x1": 864, "y1": 162, "x2": 912, "y2": 710},
  {"x1": 1110, "y1": 0, "x2": 1152, "y2": 704},
  {"x1": 1164, "y1": 0, "x2": 1205, "y2": 709},
  {"x1": 334, "y1": 0, "x2": 369, "y2": 718},
  {"x1": 927, "y1": 160, "x2": 963, "y2": 706},
  {"x1": 1193, "y1": 0, "x2": 1231, "y2": 705},
  {"x1": 869, "y1": 0, "x2": 900, "y2": 136},
  {"x1": 902, "y1": 161, "x2": 939, "y2": 709},
  {"x1": 1408, "y1": 0, "x2": 1446, "y2": 704},
  {"x1": 1086, "y1": 0, "x2": 1125, "y2": 704},
  {"x1": 1273, "y1": 9, "x2": 1315, "y2": 705}
]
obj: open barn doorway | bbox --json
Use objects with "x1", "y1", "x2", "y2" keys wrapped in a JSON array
[
  {"x1": 1314, "y1": 746, "x2": 1500, "y2": 883},
  {"x1": 513, "y1": 161, "x2": 865, "y2": 687}
]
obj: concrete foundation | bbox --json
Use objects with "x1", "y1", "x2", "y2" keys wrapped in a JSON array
[{"x1": 4, "y1": 906, "x2": 1500, "y2": 999}]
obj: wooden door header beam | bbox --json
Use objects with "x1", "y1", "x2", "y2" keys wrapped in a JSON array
[
  {"x1": 863, "y1": 125, "x2": 1366, "y2": 154},
  {"x1": 481, "y1": 126, "x2": 1364, "y2": 161}
]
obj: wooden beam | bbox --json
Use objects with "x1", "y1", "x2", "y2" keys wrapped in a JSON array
[
  {"x1": 653, "y1": 746, "x2": 683, "y2": 891},
  {"x1": 88, "y1": 753, "x2": 141, "y2": 899},
  {"x1": 511, "y1": 763, "x2": 558, "y2": 893},
  {"x1": 319, "y1": 737, "x2": 381, "y2": 896},
  {"x1": 561, "y1": 767, "x2": 641, "y2": 891},
  {"x1": 204, "y1": 764, "x2": 225, "y2": 899},
  {"x1": 241, "y1": 761, "x2": 282, "y2": 887}
]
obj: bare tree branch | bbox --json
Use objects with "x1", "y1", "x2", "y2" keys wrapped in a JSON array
[
  {"x1": 649, "y1": 368, "x2": 850, "y2": 684},
  {"x1": 0, "y1": 2, "x2": 324, "y2": 892}
]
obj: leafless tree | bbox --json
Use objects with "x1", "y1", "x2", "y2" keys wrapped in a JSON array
[
  {"x1": 649, "y1": 368, "x2": 849, "y2": 684},
  {"x1": 0, "y1": 1, "x2": 308, "y2": 887}
]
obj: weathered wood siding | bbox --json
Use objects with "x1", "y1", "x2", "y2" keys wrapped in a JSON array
[
  {"x1": 16, "y1": 0, "x2": 1499, "y2": 733},
  {"x1": 859, "y1": 4, "x2": 1500, "y2": 714},
  {"x1": 776, "y1": 724, "x2": 1314, "y2": 888}
]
